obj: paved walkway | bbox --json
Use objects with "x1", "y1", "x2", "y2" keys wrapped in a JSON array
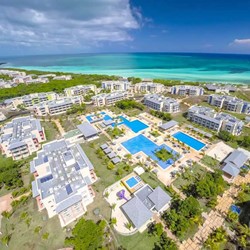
[
  {"x1": 52, "y1": 119, "x2": 65, "y2": 136},
  {"x1": 179, "y1": 172, "x2": 250, "y2": 250}
]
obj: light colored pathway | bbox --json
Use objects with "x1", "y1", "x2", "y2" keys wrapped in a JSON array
[
  {"x1": 52, "y1": 119, "x2": 65, "y2": 136},
  {"x1": 179, "y1": 172, "x2": 250, "y2": 250}
]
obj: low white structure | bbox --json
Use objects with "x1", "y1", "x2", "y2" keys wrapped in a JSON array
[
  {"x1": 53, "y1": 75, "x2": 72, "y2": 80},
  {"x1": 34, "y1": 96, "x2": 83, "y2": 116},
  {"x1": 0, "y1": 116, "x2": 46, "y2": 160},
  {"x1": 64, "y1": 85, "x2": 97, "y2": 97},
  {"x1": 30, "y1": 139, "x2": 96, "y2": 227}
]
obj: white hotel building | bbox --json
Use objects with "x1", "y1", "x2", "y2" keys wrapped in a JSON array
[
  {"x1": 64, "y1": 85, "x2": 97, "y2": 97},
  {"x1": 34, "y1": 96, "x2": 83, "y2": 116},
  {"x1": 144, "y1": 94, "x2": 180, "y2": 113},
  {"x1": 92, "y1": 91, "x2": 128, "y2": 106},
  {"x1": 171, "y1": 85, "x2": 204, "y2": 96},
  {"x1": 0, "y1": 116, "x2": 46, "y2": 160},
  {"x1": 30, "y1": 139, "x2": 97, "y2": 227}
]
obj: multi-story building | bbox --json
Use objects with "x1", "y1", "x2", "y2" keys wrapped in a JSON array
[
  {"x1": 171, "y1": 85, "x2": 204, "y2": 96},
  {"x1": 208, "y1": 95, "x2": 250, "y2": 114},
  {"x1": 206, "y1": 84, "x2": 236, "y2": 93},
  {"x1": 187, "y1": 106, "x2": 244, "y2": 135},
  {"x1": 144, "y1": 94, "x2": 180, "y2": 113},
  {"x1": 0, "y1": 69, "x2": 26, "y2": 78},
  {"x1": 92, "y1": 91, "x2": 128, "y2": 106},
  {"x1": 133, "y1": 82, "x2": 165, "y2": 94},
  {"x1": 30, "y1": 139, "x2": 97, "y2": 227},
  {"x1": 25, "y1": 78, "x2": 49, "y2": 84},
  {"x1": 101, "y1": 80, "x2": 131, "y2": 92},
  {"x1": 0, "y1": 116, "x2": 46, "y2": 160},
  {"x1": 34, "y1": 96, "x2": 83, "y2": 116},
  {"x1": 13, "y1": 75, "x2": 32, "y2": 84},
  {"x1": 64, "y1": 85, "x2": 97, "y2": 97},
  {"x1": 53, "y1": 75, "x2": 72, "y2": 80},
  {"x1": 3, "y1": 92, "x2": 58, "y2": 109}
]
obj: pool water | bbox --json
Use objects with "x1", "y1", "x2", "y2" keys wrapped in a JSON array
[
  {"x1": 122, "y1": 134, "x2": 180, "y2": 170},
  {"x1": 172, "y1": 131, "x2": 205, "y2": 151},
  {"x1": 126, "y1": 176, "x2": 139, "y2": 188},
  {"x1": 113, "y1": 116, "x2": 148, "y2": 133},
  {"x1": 86, "y1": 112, "x2": 112, "y2": 122}
]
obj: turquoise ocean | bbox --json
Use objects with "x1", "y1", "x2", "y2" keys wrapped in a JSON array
[{"x1": 1, "y1": 53, "x2": 250, "y2": 84}]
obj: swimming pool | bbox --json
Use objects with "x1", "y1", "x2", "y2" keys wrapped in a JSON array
[
  {"x1": 122, "y1": 134, "x2": 180, "y2": 170},
  {"x1": 126, "y1": 176, "x2": 139, "y2": 188},
  {"x1": 86, "y1": 112, "x2": 112, "y2": 123},
  {"x1": 113, "y1": 116, "x2": 148, "y2": 133},
  {"x1": 172, "y1": 131, "x2": 205, "y2": 151}
]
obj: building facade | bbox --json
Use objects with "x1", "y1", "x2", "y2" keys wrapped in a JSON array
[
  {"x1": 34, "y1": 96, "x2": 83, "y2": 116},
  {"x1": 187, "y1": 106, "x2": 244, "y2": 135},
  {"x1": 30, "y1": 139, "x2": 96, "y2": 227},
  {"x1": 101, "y1": 80, "x2": 131, "y2": 92},
  {"x1": 64, "y1": 85, "x2": 97, "y2": 97},
  {"x1": 171, "y1": 85, "x2": 204, "y2": 96},
  {"x1": 208, "y1": 94, "x2": 250, "y2": 114},
  {"x1": 0, "y1": 116, "x2": 46, "y2": 160},
  {"x1": 92, "y1": 91, "x2": 128, "y2": 106},
  {"x1": 144, "y1": 94, "x2": 180, "y2": 113}
]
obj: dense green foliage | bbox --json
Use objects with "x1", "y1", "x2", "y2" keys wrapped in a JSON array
[
  {"x1": 0, "y1": 157, "x2": 23, "y2": 189},
  {"x1": 150, "y1": 110, "x2": 172, "y2": 121},
  {"x1": 153, "y1": 232, "x2": 178, "y2": 250},
  {"x1": 0, "y1": 73, "x2": 117, "y2": 101},
  {"x1": 163, "y1": 196, "x2": 202, "y2": 238},
  {"x1": 12, "y1": 186, "x2": 30, "y2": 198},
  {"x1": 218, "y1": 130, "x2": 250, "y2": 150},
  {"x1": 0, "y1": 74, "x2": 12, "y2": 81},
  {"x1": 127, "y1": 77, "x2": 141, "y2": 84},
  {"x1": 115, "y1": 99, "x2": 144, "y2": 110},
  {"x1": 153, "y1": 79, "x2": 203, "y2": 86},
  {"x1": 66, "y1": 103, "x2": 86, "y2": 115},
  {"x1": 154, "y1": 148, "x2": 172, "y2": 162},
  {"x1": 204, "y1": 227, "x2": 227, "y2": 250},
  {"x1": 65, "y1": 219, "x2": 106, "y2": 250},
  {"x1": 188, "y1": 170, "x2": 227, "y2": 199},
  {"x1": 107, "y1": 126, "x2": 124, "y2": 139}
]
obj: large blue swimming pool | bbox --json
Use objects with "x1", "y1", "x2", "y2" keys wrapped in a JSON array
[
  {"x1": 122, "y1": 134, "x2": 180, "y2": 170},
  {"x1": 113, "y1": 116, "x2": 148, "y2": 133},
  {"x1": 172, "y1": 131, "x2": 205, "y2": 151},
  {"x1": 86, "y1": 112, "x2": 112, "y2": 122}
]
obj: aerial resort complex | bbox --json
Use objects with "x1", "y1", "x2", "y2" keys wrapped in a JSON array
[
  {"x1": 1, "y1": 0, "x2": 250, "y2": 248},
  {"x1": 1, "y1": 70, "x2": 250, "y2": 250}
]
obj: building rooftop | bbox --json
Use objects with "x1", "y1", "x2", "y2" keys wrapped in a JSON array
[
  {"x1": 77, "y1": 122, "x2": 98, "y2": 139},
  {"x1": 159, "y1": 120, "x2": 178, "y2": 130}
]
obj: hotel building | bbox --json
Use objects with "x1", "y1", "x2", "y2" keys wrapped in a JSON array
[
  {"x1": 34, "y1": 96, "x2": 83, "y2": 116},
  {"x1": 187, "y1": 106, "x2": 244, "y2": 135},
  {"x1": 101, "y1": 80, "x2": 131, "y2": 92},
  {"x1": 30, "y1": 139, "x2": 96, "y2": 227},
  {"x1": 0, "y1": 116, "x2": 46, "y2": 160},
  {"x1": 92, "y1": 91, "x2": 128, "y2": 106},
  {"x1": 144, "y1": 94, "x2": 180, "y2": 113},
  {"x1": 133, "y1": 82, "x2": 165, "y2": 94},
  {"x1": 171, "y1": 85, "x2": 204, "y2": 96},
  {"x1": 53, "y1": 75, "x2": 72, "y2": 80},
  {"x1": 208, "y1": 94, "x2": 250, "y2": 114},
  {"x1": 64, "y1": 85, "x2": 97, "y2": 97}
]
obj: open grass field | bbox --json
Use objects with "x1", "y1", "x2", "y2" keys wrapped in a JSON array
[
  {"x1": 1, "y1": 198, "x2": 68, "y2": 250},
  {"x1": 201, "y1": 155, "x2": 220, "y2": 170},
  {"x1": 41, "y1": 121, "x2": 60, "y2": 141}
]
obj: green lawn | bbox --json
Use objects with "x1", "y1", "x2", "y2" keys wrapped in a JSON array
[
  {"x1": 201, "y1": 155, "x2": 220, "y2": 170},
  {"x1": 0, "y1": 198, "x2": 68, "y2": 250},
  {"x1": 150, "y1": 130, "x2": 161, "y2": 137},
  {"x1": 116, "y1": 231, "x2": 158, "y2": 250},
  {"x1": 60, "y1": 118, "x2": 77, "y2": 132},
  {"x1": 41, "y1": 121, "x2": 60, "y2": 141},
  {"x1": 154, "y1": 148, "x2": 172, "y2": 162}
]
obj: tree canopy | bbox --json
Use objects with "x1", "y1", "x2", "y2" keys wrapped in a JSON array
[
  {"x1": 115, "y1": 99, "x2": 144, "y2": 111},
  {"x1": 65, "y1": 218, "x2": 106, "y2": 250}
]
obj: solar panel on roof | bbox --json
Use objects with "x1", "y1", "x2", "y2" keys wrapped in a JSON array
[
  {"x1": 66, "y1": 184, "x2": 73, "y2": 195},
  {"x1": 40, "y1": 174, "x2": 53, "y2": 183},
  {"x1": 74, "y1": 162, "x2": 80, "y2": 171}
]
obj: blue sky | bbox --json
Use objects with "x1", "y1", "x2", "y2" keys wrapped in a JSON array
[{"x1": 0, "y1": 0, "x2": 250, "y2": 56}]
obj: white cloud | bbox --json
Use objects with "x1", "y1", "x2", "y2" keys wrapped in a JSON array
[
  {"x1": 230, "y1": 38, "x2": 250, "y2": 46},
  {"x1": 0, "y1": 0, "x2": 142, "y2": 51}
]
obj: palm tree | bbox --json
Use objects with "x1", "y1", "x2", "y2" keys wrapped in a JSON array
[
  {"x1": 1, "y1": 211, "x2": 12, "y2": 220},
  {"x1": 110, "y1": 217, "x2": 117, "y2": 226},
  {"x1": 238, "y1": 224, "x2": 250, "y2": 237},
  {"x1": 111, "y1": 203, "x2": 116, "y2": 210},
  {"x1": 125, "y1": 222, "x2": 132, "y2": 231},
  {"x1": 238, "y1": 235, "x2": 247, "y2": 248},
  {"x1": 1, "y1": 234, "x2": 11, "y2": 247}
]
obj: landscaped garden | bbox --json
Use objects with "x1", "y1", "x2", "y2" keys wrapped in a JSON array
[
  {"x1": 154, "y1": 148, "x2": 173, "y2": 162},
  {"x1": 107, "y1": 126, "x2": 124, "y2": 139},
  {"x1": 201, "y1": 155, "x2": 220, "y2": 170}
]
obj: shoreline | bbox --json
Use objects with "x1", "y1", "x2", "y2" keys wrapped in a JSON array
[{"x1": 1, "y1": 66, "x2": 250, "y2": 86}]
